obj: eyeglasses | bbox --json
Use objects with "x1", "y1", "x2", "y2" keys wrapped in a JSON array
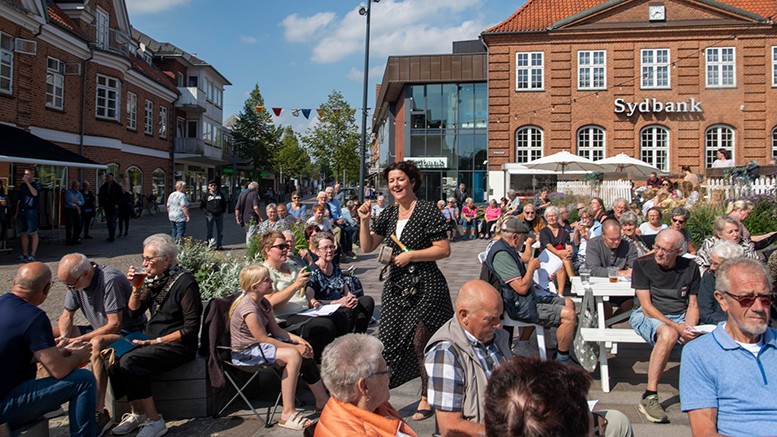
[
  {"x1": 524, "y1": 211, "x2": 535, "y2": 215},
  {"x1": 724, "y1": 292, "x2": 776, "y2": 308},
  {"x1": 370, "y1": 365, "x2": 393, "y2": 378},
  {"x1": 671, "y1": 218, "x2": 686, "y2": 224},
  {"x1": 63, "y1": 273, "x2": 84, "y2": 291},
  {"x1": 318, "y1": 245, "x2": 336, "y2": 252},
  {"x1": 142, "y1": 256, "x2": 160, "y2": 263},
  {"x1": 292, "y1": 197, "x2": 300, "y2": 200},
  {"x1": 272, "y1": 243, "x2": 290, "y2": 251}
]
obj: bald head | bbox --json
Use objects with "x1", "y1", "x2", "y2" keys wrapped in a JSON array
[
  {"x1": 57, "y1": 253, "x2": 91, "y2": 284},
  {"x1": 456, "y1": 280, "x2": 504, "y2": 343},
  {"x1": 654, "y1": 228, "x2": 684, "y2": 268},
  {"x1": 13, "y1": 262, "x2": 52, "y2": 305}
]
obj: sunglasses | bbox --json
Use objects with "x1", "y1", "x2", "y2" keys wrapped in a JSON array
[
  {"x1": 272, "y1": 243, "x2": 290, "y2": 251},
  {"x1": 671, "y1": 218, "x2": 686, "y2": 224},
  {"x1": 724, "y1": 292, "x2": 775, "y2": 308}
]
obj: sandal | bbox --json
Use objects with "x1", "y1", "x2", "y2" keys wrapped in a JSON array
[
  {"x1": 411, "y1": 408, "x2": 434, "y2": 421},
  {"x1": 278, "y1": 412, "x2": 316, "y2": 431}
]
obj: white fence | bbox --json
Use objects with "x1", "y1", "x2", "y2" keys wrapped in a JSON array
[
  {"x1": 704, "y1": 176, "x2": 776, "y2": 201},
  {"x1": 557, "y1": 180, "x2": 632, "y2": 206}
]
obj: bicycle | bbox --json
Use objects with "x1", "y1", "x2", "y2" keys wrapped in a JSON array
[
  {"x1": 133, "y1": 193, "x2": 159, "y2": 218},
  {"x1": 91, "y1": 207, "x2": 105, "y2": 229}
]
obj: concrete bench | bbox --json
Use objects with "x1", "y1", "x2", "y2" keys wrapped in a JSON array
[
  {"x1": 108, "y1": 354, "x2": 227, "y2": 420},
  {"x1": 581, "y1": 328, "x2": 647, "y2": 393},
  {"x1": 0, "y1": 417, "x2": 49, "y2": 437}
]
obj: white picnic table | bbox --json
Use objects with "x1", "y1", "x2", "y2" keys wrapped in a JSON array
[{"x1": 571, "y1": 276, "x2": 645, "y2": 393}]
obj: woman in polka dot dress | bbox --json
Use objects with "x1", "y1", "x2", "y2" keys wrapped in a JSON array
[{"x1": 357, "y1": 160, "x2": 454, "y2": 421}]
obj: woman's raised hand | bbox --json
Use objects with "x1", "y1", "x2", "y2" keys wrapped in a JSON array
[{"x1": 357, "y1": 202, "x2": 372, "y2": 220}]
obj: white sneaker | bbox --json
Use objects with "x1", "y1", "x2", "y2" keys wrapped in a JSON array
[
  {"x1": 136, "y1": 416, "x2": 167, "y2": 437},
  {"x1": 112, "y1": 412, "x2": 145, "y2": 435},
  {"x1": 513, "y1": 342, "x2": 539, "y2": 358}
]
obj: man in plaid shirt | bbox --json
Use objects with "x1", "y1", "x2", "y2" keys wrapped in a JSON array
[{"x1": 424, "y1": 280, "x2": 512, "y2": 436}]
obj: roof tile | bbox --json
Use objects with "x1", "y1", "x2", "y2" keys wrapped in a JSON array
[
  {"x1": 46, "y1": 0, "x2": 89, "y2": 39},
  {"x1": 484, "y1": 0, "x2": 777, "y2": 33}
]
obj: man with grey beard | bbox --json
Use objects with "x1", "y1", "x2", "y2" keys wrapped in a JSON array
[{"x1": 680, "y1": 257, "x2": 777, "y2": 436}]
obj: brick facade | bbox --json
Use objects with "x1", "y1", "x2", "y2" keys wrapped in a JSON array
[{"x1": 483, "y1": 0, "x2": 777, "y2": 175}]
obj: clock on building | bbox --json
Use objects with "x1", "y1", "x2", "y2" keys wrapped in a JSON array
[{"x1": 649, "y1": 4, "x2": 666, "y2": 21}]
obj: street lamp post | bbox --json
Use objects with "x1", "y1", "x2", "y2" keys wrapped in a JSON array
[{"x1": 358, "y1": 0, "x2": 378, "y2": 203}]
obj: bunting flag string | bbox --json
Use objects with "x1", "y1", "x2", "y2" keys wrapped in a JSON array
[{"x1": 251, "y1": 106, "x2": 371, "y2": 120}]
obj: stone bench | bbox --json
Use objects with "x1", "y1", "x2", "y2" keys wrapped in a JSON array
[
  {"x1": 0, "y1": 417, "x2": 49, "y2": 437},
  {"x1": 108, "y1": 354, "x2": 227, "y2": 420}
]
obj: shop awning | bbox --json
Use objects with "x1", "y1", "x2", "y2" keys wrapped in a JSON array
[{"x1": 0, "y1": 124, "x2": 106, "y2": 169}]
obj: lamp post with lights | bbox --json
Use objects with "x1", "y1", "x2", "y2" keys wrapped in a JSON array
[{"x1": 358, "y1": 0, "x2": 378, "y2": 203}]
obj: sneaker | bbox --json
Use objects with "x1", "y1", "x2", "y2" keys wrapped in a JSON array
[
  {"x1": 15, "y1": 255, "x2": 27, "y2": 261},
  {"x1": 27, "y1": 255, "x2": 36, "y2": 262},
  {"x1": 638, "y1": 394, "x2": 668, "y2": 423},
  {"x1": 512, "y1": 342, "x2": 539, "y2": 358},
  {"x1": 136, "y1": 416, "x2": 167, "y2": 437},
  {"x1": 112, "y1": 412, "x2": 145, "y2": 435},
  {"x1": 96, "y1": 410, "x2": 113, "y2": 437}
]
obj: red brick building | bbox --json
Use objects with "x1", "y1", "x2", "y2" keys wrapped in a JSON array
[
  {"x1": 0, "y1": 0, "x2": 177, "y2": 202},
  {"x1": 482, "y1": 0, "x2": 777, "y2": 199}
]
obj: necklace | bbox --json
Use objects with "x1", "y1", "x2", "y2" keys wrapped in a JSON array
[{"x1": 398, "y1": 200, "x2": 417, "y2": 218}]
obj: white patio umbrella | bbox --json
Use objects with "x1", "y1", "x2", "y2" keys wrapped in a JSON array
[
  {"x1": 523, "y1": 151, "x2": 603, "y2": 174},
  {"x1": 595, "y1": 153, "x2": 661, "y2": 176}
]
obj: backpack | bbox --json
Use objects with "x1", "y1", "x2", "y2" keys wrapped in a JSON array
[{"x1": 571, "y1": 287, "x2": 599, "y2": 372}]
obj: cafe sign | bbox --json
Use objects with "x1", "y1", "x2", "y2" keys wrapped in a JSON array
[
  {"x1": 614, "y1": 98, "x2": 702, "y2": 116},
  {"x1": 405, "y1": 157, "x2": 448, "y2": 169}
]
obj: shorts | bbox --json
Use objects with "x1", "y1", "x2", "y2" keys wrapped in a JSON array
[
  {"x1": 16, "y1": 209, "x2": 38, "y2": 235},
  {"x1": 231, "y1": 343, "x2": 277, "y2": 366},
  {"x1": 629, "y1": 307, "x2": 686, "y2": 346},
  {"x1": 535, "y1": 295, "x2": 566, "y2": 326}
]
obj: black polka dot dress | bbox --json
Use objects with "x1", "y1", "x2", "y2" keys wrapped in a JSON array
[{"x1": 372, "y1": 200, "x2": 454, "y2": 389}]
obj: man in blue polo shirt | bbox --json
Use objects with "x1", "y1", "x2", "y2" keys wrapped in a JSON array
[{"x1": 680, "y1": 257, "x2": 777, "y2": 436}]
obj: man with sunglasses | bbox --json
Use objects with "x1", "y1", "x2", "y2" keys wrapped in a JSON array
[
  {"x1": 52, "y1": 253, "x2": 146, "y2": 435},
  {"x1": 680, "y1": 257, "x2": 777, "y2": 436},
  {"x1": 629, "y1": 229, "x2": 700, "y2": 423}
]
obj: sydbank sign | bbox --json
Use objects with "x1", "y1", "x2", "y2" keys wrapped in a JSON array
[
  {"x1": 406, "y1": 157, "x2": 448, "y2": 169},
  {"x1": 614, "y1": 98, "x2": 702, "y2": 117}
]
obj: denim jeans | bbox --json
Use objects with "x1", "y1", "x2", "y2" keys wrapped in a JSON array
[
  {"x1": 461, "y1": 217, "x2": 479, "y2": 234},
  {"x1": 205, "y1": 214, "x2": 224, "y2": 247},
  {"x1": 0, "y1": 369, "x2": 96, "y2": 437},
  {"x1": 246, "y1": 223, "x2": 259, "y2": 246},
  {"x1": 171, "y1": 220, "x2": 187, "y2": 243},
  {"x1": 105, "y1": 207, "x2": 118, "y2": 239}
]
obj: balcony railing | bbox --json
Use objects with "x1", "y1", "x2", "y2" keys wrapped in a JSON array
[
  {"x1": 176, "y1": 87, "x2": 207, "y2": 112},
  {"x1": 174, "y1": 138, "x2": 224, "y2": 160},
  {"x1": 86, "y1": 24, "x2": 131, "y2": 57}
]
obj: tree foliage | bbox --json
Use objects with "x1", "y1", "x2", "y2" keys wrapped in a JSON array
[
  {"x1": 232, "y1": 84, "x2": 282, "y2": 171},
  {"x1": 302, "y1": 90, "x2": 361, "y2": 185},
  {"x1": 273, "y1": 126, "x2": 316, "y2": 179}
]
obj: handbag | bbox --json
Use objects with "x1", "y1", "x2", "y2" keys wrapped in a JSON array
[
  {"x1": 571, "y1": 286, "x2": 599, "y2": 372},
  {"x1": 554, "y1": 228, "x2": 565, "y2": 251}
]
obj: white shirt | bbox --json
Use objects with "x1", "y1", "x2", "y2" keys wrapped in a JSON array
[
  {"x1": 167, "y1": 191, "x2": 189, "y2": 222},
  {"x1": 396, "y1": 219, "x2": 408, "y2": 240},
  {"x1": 712, "y1": 159, "x2": 735, "y2": 168}
]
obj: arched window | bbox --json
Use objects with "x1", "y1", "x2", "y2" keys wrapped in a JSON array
[
  {"x1": 577, "y1": 126, "x2": 605, "y2": 161},
  {"x1": 125, "y1": 166, "x2": 143, "y2": 201},
  {"x1": 515, "y1": 126, "x2": 543, "y2": 163},
  {"x1": 705, "y1": 125, "x2": 735, "y2": 167},
  {"x1": 152, "y1": 168, "x2": 166, "y2": 204},
  {"x1": 97, "y1": 164, "x2": 119, "y2": 188},
  {"x1": 640, "y1": 126, "x2": 670, "y2": 172},
  {"x1": 771, "y1": 127, "x2": 777, "y2": 159}
]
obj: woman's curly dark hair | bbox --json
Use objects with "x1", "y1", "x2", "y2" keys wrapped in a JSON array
[
  {"x1": 484, "y1": 357, "x2": 592, "y2": 437},
  {"x1": 383, "y1": 160, "x2": 423, "y2": 193}
]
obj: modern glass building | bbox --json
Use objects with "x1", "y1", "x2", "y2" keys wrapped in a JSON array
[{"x1": 372, "y1": 42, "x2": 489, "y2": 203}]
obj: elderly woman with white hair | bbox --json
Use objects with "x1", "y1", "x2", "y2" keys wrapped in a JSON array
[
  {"x1": 166, "y1": 180, "x2": 190, "y2": 243},
  {"x1": 727, "y1": 199, "x2": 777, "y2": 250},
  {"x1": 698, "y1": 241, "x2": 744, "y2": 325},
  {"x1": 539, "y1": 206, "x2": 573, "y2": 293},
  {"x1": 696, "y1": 216, "x2": 760, "y2": 270},
  {"x1": 109, "y1": 235, "x2": 202, "y2": 437},
  {"x1": 316, "y1": 334, "x2": 418, "y2": 437}
]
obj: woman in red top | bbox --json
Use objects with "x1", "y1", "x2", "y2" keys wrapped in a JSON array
[
  {"x1": 461, "y1": 198, "x2": 479, "y2": 240},
  {"x1": 483, "y1": 199, "x2": 502, "y2": 240}
]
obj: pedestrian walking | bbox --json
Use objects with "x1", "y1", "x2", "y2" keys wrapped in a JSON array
[
  {"x1": 167, "y1": 180, "x2": 190, "y2": 243},
  {"x1": 64, "y1": 180, "x2": 84, "y2": 245},
  {"x1": 80, "y1": 181, "x2": 96, "y2": 239},
  {"x1": 15, "y1": 168, "x2": 41, "y2": 261},
  {"x1": 200, "y1": 180, "x2": 227, "y2": 250},
  {"x1": 97, "y1": 173, "x2": 122, "y2": 242},
  {"x1": 117, "y1": 184, "x2": 133, "y2": 238}
]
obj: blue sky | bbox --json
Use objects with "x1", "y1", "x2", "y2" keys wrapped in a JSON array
[{"x1": 128, "y1": 0, "x2": 528, "y2": 134}]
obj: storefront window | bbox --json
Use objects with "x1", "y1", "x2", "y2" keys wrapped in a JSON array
[
  {"x1": 474, "y1": 83, "x2": 488, "y2": 128},
  {"x1": 35, "y1": 165, "x2": 66, "y2": 189},
  {"x1": 458, "y1": 84, "x2": 474, "y2": 128},
  {"x1": 152, "y1": 169, "x2": 166, "y2": 204},
  {"x1": 705, "y1": 125, "x2": 735, "y2": 167},
  {"x1": 411, "y1": 85, "x2": 425, "y2": 128},
  {"x1": 98, "y1": 164, "x2": 119, "y2": 188},
  {"x1": 458, "y1": 134, "x2": 474, "y2": 170},
  {"x1": 442, "y1": 84, "x2": 457, "y2": 128},
  {"x1": 443, "y1": 134, "x2": 457, "y2": 169},
  {"x1": 515, "y1": 126, "x2": 543, "y2": 163},
  {"x1": 411, "y1": 136, "x2": 425, "y2": 157},
  {"x1": 641, "y1": 126, "x2": 669, "y2": 172},
  {"x1": 426, "y1": 84, "x2": 442, "y2": 128},
  {"x1": 125, "y1": 167, "x2": 142, "y2": 200},
  {"x1": 474, "y1": 134, "x2": 487, "y2": 170},
  {"x1": 427, "y1": 135, "x2": 442, "y2": 156}
]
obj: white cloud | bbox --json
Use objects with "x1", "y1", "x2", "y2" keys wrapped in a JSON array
[
  {"x1": 280, "y1": 12, "x2": 337, "y2": 43},
  {"x1": 347, "y1": 64, "x2": 387, "y2": 83},
  {"x1": 291, "y1": 0, "x2": 484, "y2": 64},
  {"x1": 126, "y1": 0, "x2": 194, "y2": 15},
  {"x1": 240, "y1": 35, "x2": 258, "y2": 44}
]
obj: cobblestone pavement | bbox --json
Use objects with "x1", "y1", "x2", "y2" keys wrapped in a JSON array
[{"x1": 4, "y1": 196, "x2": 690, "y2": 437}]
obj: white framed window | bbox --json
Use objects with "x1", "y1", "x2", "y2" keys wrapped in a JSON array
[
  {"x1": 640, "y1": 126, "x2": 670, "y2": 172},
  {"x1": 144, "y1": 100, "x2": 153, "y2": 135},
  {"x1": 95, "y1": 74, "x2": 120, "y2": 120},
  {"x1": 515, "y1": 126, "x2": 543, "y2": 163},
  {"x1": 0, "y1": 32, "x2": 13, "y2": 94},
  {"x1": 578, "y1": 50, "x2": 606, "y2": 90},
  {"x1": 95, "y1": 8, "x2": 109, "y2": 50},
  {"x1": 705, "y1": 125, "x2": 735, "y2": 167},
  {"x1": 772, "y1": 127, "x2": 777, "y2": 159},
  {"x1": 126, "y1": 92, "x2": 137, "y2": 130},
  {"x1": 206, "y1": 78, "x2": 214, "y2": 102},
  {"x1": 46, "y1": 58, "x2": 64, "y2": 109},
  {"x1": 159, "y1": 106, "x2": 167, "y2": 138},
  {"x1": 142, "y1": 51, "x2": 152, "y2": 65},
  {"x1": 203, "y1": 122, "x2": 213, "y2": 143},
  {"x1": 577, "y1": 126, "x2": 606, "y2": 161},
  {"x1": 516, "y1": 52, "x2": 543, "y2": 90},
  {"x1": 641, "y1": 48, "x2": 670, "y2": 89},
  {"x1": 706, "y1": 47, "x2": 735, "y2": 88},
  {"x1": 214, "y1": 126, "x2": 221, "y2": 147},
  {"x1": 772, "y1": 46, "x2": 776, "y2": 87}
]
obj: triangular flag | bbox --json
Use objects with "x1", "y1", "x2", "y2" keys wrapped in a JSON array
[
  {"x1": 316, "y1": 109, "x2": 324, "y2": 118},
  {"x1": 292, "y1": 109, "x2": 300, "y2": 117},
  {"x1": 272, "y1": 108, "x2": 282, "y2": 116},
  {"x1": 254, "y1": 106, "x2": 264, "y2": 113},
  {"x1": 301, "y1": 109, "x2": 311, "y2": 119}
]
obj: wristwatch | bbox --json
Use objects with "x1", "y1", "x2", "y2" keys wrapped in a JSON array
[{"x1": 156, "y1": 337, "x2": 162, "y2": 344}]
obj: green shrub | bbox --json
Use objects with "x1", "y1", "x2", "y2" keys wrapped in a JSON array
[
  {"x1": 177, "y1": 237, "x2": 247, "y2": 299},
  {"x1": 741, "y1": 192, "x2": 777, "y2": 236},
  {"x1": 685, "y1": 204, "x2": 725, "y2": 246}
]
